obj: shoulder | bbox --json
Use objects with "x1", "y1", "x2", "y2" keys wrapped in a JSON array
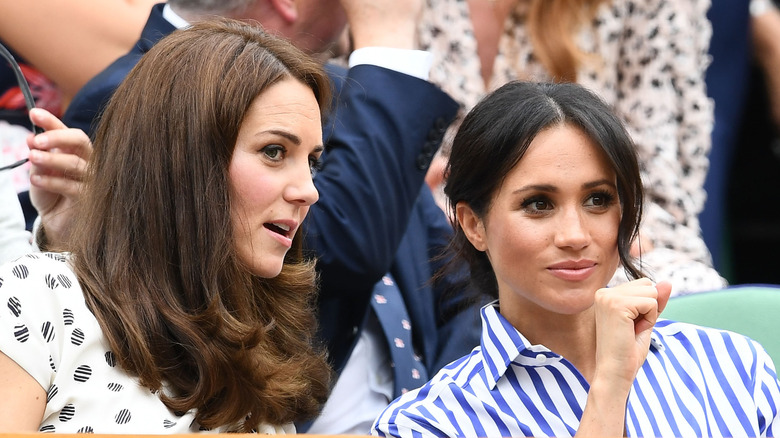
[
  {"x1": 373, "y1": 352, "x2": 487, "y2": 437},
  {"x1": 0, "y1": 253, "x2": 85, "y2": 388},
  {"x1": 653, "y1": 319, "x2": 774, "y2": 373},
  {"x1": 0, "y1": 252, "x2": 82, "y2": 321},
  {"x1": 0, "y1": 252, "x2": 75, "y2": 287}
]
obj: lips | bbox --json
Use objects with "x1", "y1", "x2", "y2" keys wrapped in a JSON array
[
  {"x1": 547, "y1": 260, "x2": 597, "y2": 281},
  {"x1": 264, "y1": 221, "x2": 292, "y2": 238}
]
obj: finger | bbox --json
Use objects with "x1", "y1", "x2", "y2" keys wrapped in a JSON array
[
  {"x1": 30, "y1": 173, "x2": 82, "y2": 199},
  {"x1": 28, "y1": 149, "x2": 88, "y2": 181},
  {"x1": 29, "y1": 129, "x2": 93, "y2": 160},
  {"x1": 655, "y1": 281, "x2": 673, "y2": 314},
  {"x1": 606, "y1": 278, "x2": 658, "y2": 299},
  {"x1": 28, "y1": 108, "x2": 68, "y2": 132}
]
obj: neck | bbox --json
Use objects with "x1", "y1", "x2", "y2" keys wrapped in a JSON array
[{"x1": 502, "y1": 303, "x2": 598, "y2": 381}]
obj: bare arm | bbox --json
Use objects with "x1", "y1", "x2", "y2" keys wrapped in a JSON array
[
  {"x1": 576, "y1": 279, "x2": 672, "y2": 436},
  {"x1": 0, "y1": 351, "x2": 46, "y2": 431},
  {"x1": 0, "y1": 0, "x2": 160, "y2": 100},
  {"x1": 340, "y1": 0, "x2": 420, "y2": 50}
]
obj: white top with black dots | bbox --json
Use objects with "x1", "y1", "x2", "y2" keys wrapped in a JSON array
[{"x1": 0, "y1": 253, "x2": 293, "y2": 434}]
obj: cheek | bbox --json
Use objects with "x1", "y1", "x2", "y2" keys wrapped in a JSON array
[
  {"x1": 230, "y1": 165, "x2": 278, "y2": 213},
  {"x1": 485, "y1": 217, "x2": 544, "y2": 260},
  {"x1": 594, "y1": 212, "x2": 622, "y2": 262}
]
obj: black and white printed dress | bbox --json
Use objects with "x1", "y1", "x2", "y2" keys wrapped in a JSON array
[{"x1": 0, "y1": 252, "x2": 294, "y2": 434}]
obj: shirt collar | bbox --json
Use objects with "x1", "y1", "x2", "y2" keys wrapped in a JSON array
[
  {"x1": 479, "y1": 303, "x2": 554, "y2": 389},
  {"x1": 479, "y1": 302, "x2": 667, "y2": 390},
  {"x1": 162, "y1": 4, "x2": 190, "y2": 29}
]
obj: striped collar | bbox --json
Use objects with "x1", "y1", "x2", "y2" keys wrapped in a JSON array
[{"x1": 479, "y1": 301, "x2": 665, "y2": 390}]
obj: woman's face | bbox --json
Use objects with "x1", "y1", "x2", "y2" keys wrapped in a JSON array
[
  {"x1": 229, "y1": 78, "x2": 323, "y2": 278},
  {"x1": 457, "y1": 123, "x2": 621, "y2": 323}
]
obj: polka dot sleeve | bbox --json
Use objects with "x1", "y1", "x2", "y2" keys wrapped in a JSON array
[{"x1": 0, "y1": 253, "x2": 76, "y2": 392}]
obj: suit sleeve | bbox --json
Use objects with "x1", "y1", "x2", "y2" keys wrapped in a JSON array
[{"x1": 305, "y1": 64, "x2": 459, "y2": 368}]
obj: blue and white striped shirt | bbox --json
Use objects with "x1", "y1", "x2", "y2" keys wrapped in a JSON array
[{"x1": 372, "y1": 303, "x2": 780, "y2": 437}]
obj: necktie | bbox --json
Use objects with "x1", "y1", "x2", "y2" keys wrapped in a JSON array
[{"x1": 371, "y1": 274, "x2": 428, "y2": 397}]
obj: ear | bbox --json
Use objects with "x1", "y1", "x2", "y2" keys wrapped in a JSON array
[
  {"x1": 455, "y1": 202, "x2": 488, "y2": 252},
  {"x1": 268, "y1": 0, "x2": 297, "y2": 23}
]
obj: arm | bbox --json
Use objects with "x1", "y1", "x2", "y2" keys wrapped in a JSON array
[
  {"x1": 577, "y1": 279, "x2": 672, "y2": 436},
  {"x1": 752, "y1": 340, "x2": 780, "y2": 435},
  {"x1": 306, "y1": 0, "x2": 458, "y2": 369},
  {"x1": 309, "y1": 64, "x2": 457, "y2": 372},
  {"x1": 0, "y1": 0, "x2": 159, "y2": 100},
  {"x1": 0, "y1": 351, "x2": 46, "y2": 431}
]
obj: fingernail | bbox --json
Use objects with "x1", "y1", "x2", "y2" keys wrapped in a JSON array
[
  {"x1": 28, "y1": 150, "x2": 39, "y2": 161},
  {"x1": 35, "y1": 134, "x2": 48, "y2": 147}
]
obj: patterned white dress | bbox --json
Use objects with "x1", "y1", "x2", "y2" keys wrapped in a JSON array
[{"x1": 0, "y1": 253, "x2": 294, "y2": 434}]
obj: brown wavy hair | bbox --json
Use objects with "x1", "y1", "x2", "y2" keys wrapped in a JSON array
[
  {"x1": 526, "y1": 0, "x2": 608, "y2": 82},
  {"x1": 68, "y1": 18, "x2": 332, "y2": 431}
]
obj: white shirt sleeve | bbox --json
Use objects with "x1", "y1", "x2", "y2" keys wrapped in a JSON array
[{"x1": 348, "y1": 47, "x2": 433, "y2": 81}]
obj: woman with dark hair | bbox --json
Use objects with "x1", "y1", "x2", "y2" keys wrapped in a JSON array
[
  {"x1": 420, "y1": 0, "x2": 725, "y2": 295},
  {"x1": 0, "y1": 17, "x2": 331, "y2": 433},
  {"x1": 372, "y1": 81, "x2": 780, "y2": 437}
]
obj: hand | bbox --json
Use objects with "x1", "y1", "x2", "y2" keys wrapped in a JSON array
[
  {"x1": 26, "y1": 108, "x2": 92, "y2": 248},
  {"x1": 339, "y1": 0, "x2": 422, "y2": 49},
  {"x1": 593, "y1": 278, "x2": 672, "y2": 386},
  {"x1": 577, "y1": 279, "x2": 671, "y2": 436}
]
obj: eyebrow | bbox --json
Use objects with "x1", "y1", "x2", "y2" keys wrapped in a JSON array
[
  {"x1": 265, "y1": 129, "x2": 301, "y2": 145},
  {"x1": 512, "y1": 179, "x2": 616, "y2": 195},
  {"x1": 263, "y1": 130, "x2": 324, "y2": 153}
]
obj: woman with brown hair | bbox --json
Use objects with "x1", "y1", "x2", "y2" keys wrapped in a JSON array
[
  {"x1": 0, "y1": 17, "x2": 331, "y2": 433},
  {"x1": 421, "y1": 0, "x2": 723, "y2": 295}
]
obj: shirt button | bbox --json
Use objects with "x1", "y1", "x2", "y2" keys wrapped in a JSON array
[{"x1": 535, "y1": 353, "x2": 546, "y2": 362}]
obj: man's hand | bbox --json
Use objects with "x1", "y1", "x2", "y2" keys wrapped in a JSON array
[{"x1": 26, "y1": 108, "x2": 92, "y2": 248}]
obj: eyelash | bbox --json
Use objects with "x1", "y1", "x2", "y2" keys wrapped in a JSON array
[
  {"x1": 309, "y1": 155, "x2": 323, "y2": 176},
  {"x1": 520, "y1": 190, "x2": 617, "y2": 215},
  {"x1": 261, "y1": 144, "x2": 323, "y2": 175},
  {"x1": 261, "y1": 144, "x2": 285, "y2": 161}
]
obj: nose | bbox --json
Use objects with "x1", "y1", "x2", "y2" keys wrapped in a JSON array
[
  {"x1": 284, "y1": 164, "x2": 319, "y2": 206},
  {"x1": 553, "y1": 207, "x2": 590, "y2": 250}
]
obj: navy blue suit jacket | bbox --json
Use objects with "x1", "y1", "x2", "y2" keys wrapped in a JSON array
[
  {"x1": 63, "y1": 0, "x2": 483, "y2": 395},
  {"x1": 312, "y1": 64, "x2": 482, "y2": 378}
]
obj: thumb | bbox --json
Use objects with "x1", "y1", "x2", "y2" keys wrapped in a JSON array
[
  {"x1": 29, "y1": 108, "x2": 67, "y2": 132},
  {"x1": 655, "y1": 281, "x2": 673, "y2": 314}
]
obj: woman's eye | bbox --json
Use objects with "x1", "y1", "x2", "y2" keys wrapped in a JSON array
[
  {"x1": 586, "y1": 192, "x2": 615, "y2": 208},
  {"x1": 522, "y1": 197, "x2": 552, "y2": 213},
  {"x1": 309, "y1": 156, "x2": 323, "y2": 175},
  {"x1": 262, "y1": 145, "x2": 285, "y2": 161}
]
